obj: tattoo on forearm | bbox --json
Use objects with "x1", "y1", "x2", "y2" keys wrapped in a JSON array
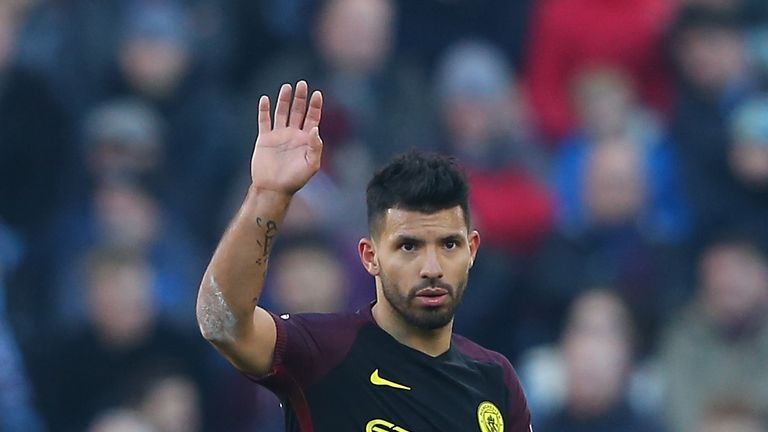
[
  {"x1": 198, "y1": 275, "x2": 237, "y2": 342},
  {"x1": 255, "y1": 217, "x2": 278, "y2": 267}
]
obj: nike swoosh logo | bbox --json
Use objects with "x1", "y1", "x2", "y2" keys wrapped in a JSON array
[{"x1": 370, "y1": 369, "x2": 411, "y2": 391}]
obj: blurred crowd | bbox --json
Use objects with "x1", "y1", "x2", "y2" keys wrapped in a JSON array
[{"x1": 2, "y1": 0, "x2": 768, "y2": 430}]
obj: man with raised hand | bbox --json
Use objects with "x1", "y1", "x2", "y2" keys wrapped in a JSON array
[{"x1": 196, "y1": 81, "x2": 531, "y2": 431}]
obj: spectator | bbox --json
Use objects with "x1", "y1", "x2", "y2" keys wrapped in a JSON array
[
  {"x1": 107, "y1": 0, "x2": 245, "y2": 247},
  {"x1": 554, "y1": 66, "x2": 691, "y2": 242},
  {"x1": 669, "y1": 6, "x2": 760, "y2": 244},
  {"x1": 135, "y1": 369, "x2": 203, "y2": 432},
  {"x1": 433, "y1": 39, "x2": 553, "y2": 360},
  {"x1": 531, "y1": 142, "x2": 688, "y2": 348},
  {"x1": 681, "y1": 95, "x2": 768, "y2": 248},
  {"x1": 523, "y1": 290, "x2": 665, "y2": 431},
  {"x1": 435, "y1": 39, "x2": 553, "y2": 254},
  {"x1": 40, "y1": 247, "x2": 211, "y2": 431},
  {"x1": 52, "y1": 180, "x2": 203, "y2": 330},
  {"x1": 251, "y1": 0, "x2": 435, "y2": 232},
  {"x1": 659, "y1": 233, "x2": 768, "y2": 432},
  {"x1": 525, "y1": 0, "x2": 675, "y2": 140}
]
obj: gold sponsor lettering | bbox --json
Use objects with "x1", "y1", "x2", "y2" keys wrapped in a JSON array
[{"x1": 365, "y1": 419, "x2": 411, "y2": 432}]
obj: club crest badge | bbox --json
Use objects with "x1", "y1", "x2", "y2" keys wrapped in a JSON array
[{"x1": 477, "y1": 401, "x2": 504, "y2": 432}]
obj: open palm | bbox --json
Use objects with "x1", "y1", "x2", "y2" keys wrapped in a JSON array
[{"x1": 251, "y1": 81, "x2": 323, "y2": 195}]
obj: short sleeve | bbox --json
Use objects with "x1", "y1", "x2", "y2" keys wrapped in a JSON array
[{"x1": 252, "y1": 312, "x2": 365, "y2": 398}]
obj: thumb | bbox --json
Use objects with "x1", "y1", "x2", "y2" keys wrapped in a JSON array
[
  {"x1": 306, "y1": 127, "x2": 323, "y2": 168},
  {"x1": 310, "y1": 127, "x2": 323, "y2": 148}
]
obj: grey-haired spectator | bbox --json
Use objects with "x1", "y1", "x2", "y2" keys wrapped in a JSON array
[
  {"x1": 434, "y1": 39, "x2": 554, "y2": 360},
  {"x1": 80, "y1": 98, "x2": 166, "y2": 189}
]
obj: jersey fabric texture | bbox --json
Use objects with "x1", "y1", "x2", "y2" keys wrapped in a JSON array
[{"x1": 250, "y1": 304, "x2": 532, "y2": 432}]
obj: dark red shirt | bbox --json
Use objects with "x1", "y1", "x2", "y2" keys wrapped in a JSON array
[{"x1": 252, "y1": 305, "x2": 532, "y2": 432}]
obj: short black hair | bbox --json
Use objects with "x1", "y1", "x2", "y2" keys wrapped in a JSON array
[{"x1": 366, "y1": 151, "x2": 470, "y2": 237}]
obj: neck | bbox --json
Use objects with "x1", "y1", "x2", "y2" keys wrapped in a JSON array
[{"x1": 371, "y1": 297, "x2": 453, "y2": 357}]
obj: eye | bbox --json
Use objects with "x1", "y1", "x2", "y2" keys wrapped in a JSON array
[
  {"x1": 400, "y1": 242, "x2": 415, "y2": 252},
  {"x1": 444, "y1": 240, "x2": 457, "y2": 250}
]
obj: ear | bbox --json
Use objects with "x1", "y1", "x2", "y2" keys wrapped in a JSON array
[
  {"x1": 358, "y1": 237, "x2": 380, "y2": 276},
  {"x1": 468, "y1": 230, "x2": 481, "y2": 269}
]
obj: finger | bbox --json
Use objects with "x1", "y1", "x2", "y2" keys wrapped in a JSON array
[
  {"x1": 289, "y1": 80, "x2": 309, "y2": 128},
  {"x1": 302, "y1": 90, "x2": 323, "y2": 132},
  {"x1": 305, "y1": 126, "x2": 323, "y2": 170},
  {"x1": 257, "y1": 95, "x2": 271, "y2": 133},
  {"x1": 273, "y1": 83, "x2": 292, "y2": 129}
]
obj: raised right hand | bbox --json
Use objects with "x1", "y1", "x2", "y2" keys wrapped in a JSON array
[{"x1": 251, "y1": 81, "x2": 323, "y2": 195}]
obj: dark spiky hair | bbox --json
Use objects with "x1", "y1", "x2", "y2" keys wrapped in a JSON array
[{"x1": 366, "y1": 151, "x2": 470, "y2": 237}]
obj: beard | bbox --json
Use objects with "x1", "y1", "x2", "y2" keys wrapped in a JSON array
[{"x1": 379, "y1": 271, "x2": 468, "y2": 330}]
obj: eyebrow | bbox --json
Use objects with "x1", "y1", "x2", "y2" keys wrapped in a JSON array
[
  {"x1": 392, "y1": 234, "x2": 464, "y2": 244},
  {"x1": 442, "y1": 234, "x2": 464, "y2": 243},
  {"x1": 393, "y1": 235, "x2": 424, "y2": 245}
]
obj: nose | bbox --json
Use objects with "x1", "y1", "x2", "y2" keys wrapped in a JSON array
[{"x1": 419, "y1": 249, "x2": 444, "y2": 279}]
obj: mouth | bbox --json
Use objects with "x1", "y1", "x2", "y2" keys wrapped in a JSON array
[{"x1": 414, "y1": 287, "x2": 450, "y2": 307}]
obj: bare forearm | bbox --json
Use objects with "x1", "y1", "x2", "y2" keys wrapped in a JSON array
[{"x1": 196, "y1": 186, "x2": 291, "y2": 343}]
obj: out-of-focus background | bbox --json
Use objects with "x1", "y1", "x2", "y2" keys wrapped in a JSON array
[{"x1": 2, "y1": 0, "x2": 768, "y2": 430}]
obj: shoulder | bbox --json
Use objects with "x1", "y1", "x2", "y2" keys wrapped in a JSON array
[
  {"x1": 452, "y1": 334, "x2": 522, "y2": 387},
  {"x1": 271, "y1": 310, "x2": 371, "y2": 357},
  {"x1": 452, "y1": 334, "x2": 512, "y2": 369},
  {"x1": 275, "y1": 310, "x2": 370, "y2": 331}
]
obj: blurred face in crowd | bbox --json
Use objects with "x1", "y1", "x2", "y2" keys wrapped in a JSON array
[
  {"x1": 140, "y1": 375, "x2": 201, "y2": 432},
  {"x1": 676, "y1": 26, "x2": 746, "y2": 93},
  {"x1": 443, "y1": 93, "x2": 519, "y2": 159},
  {"x1": 89, "y1": 409, "x2": 157, "y2": 432},
  {"x1": 584, "y1": 141, "x2": 647, "y2": 226},
  {"x1": 274, "y1": 244, "x2": 346, "y2": 313},
  {"x1": 95, "y1": 183, "x2": 160, "y2": 250},
  {"x1": 729, "y1": 142, "x2": 768, "y2": 187},
  {"x1": 120, "y1": 37, "x2": 190, "y2": 99},
  {"x1": 89, "y1": 138, "x2": 161, "y2": 183},
  {"x1": 87, "y1": 254, "x2": 155, "y2": 348},
  {"x1": 316, "y1": 0, "x2": 394, "y2": 75},
  {"x1": 436, "y1": 41, "x2": 522, "y2": 158},
  {"x1": 562, "y1": 291, "x2": 633, "y2": 417},
  {"x1": 701, "y1": 243, "x2": 768, "y2": 327},
  {"x1": 360, "y1": 207, "x2": 479, "y2": 330},
  {"x1": 571, "y1": 67, "x2": 636, "y2": 141}
]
